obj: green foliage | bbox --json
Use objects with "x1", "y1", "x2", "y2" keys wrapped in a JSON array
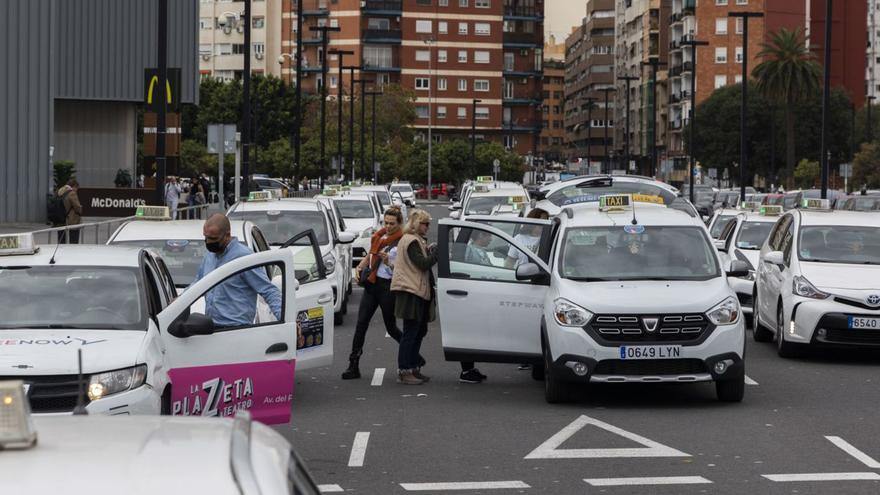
[
  {"x1": 179, "y1": 139, "x2": 217, "y2": 177},
  {"x1": 853, "y1": 142, "x2": 880, "y2": 189},
  {"x1": 53, "y1": 161, "x2": 76, "y2": 190},
  {"x1": 794, "y1": 159, "x2": 820, "y2": 188},
  {"x1": 259, "y1": 138, "x2": 295, "y2": 178}
]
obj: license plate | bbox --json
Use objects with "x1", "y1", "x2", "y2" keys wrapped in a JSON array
[
  {"x1": 619, "y1": 345, "x2": 682, "y2": 360},
  {"x1": 848, "y1": 317, "x2": 880, "y2": 329}
]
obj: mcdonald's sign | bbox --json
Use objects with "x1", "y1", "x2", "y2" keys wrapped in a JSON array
[{"x1": 144, "y1": 68, "x2": 181, "y2": 113}]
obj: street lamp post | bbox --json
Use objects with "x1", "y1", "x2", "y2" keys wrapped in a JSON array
[
  {"x1": 471, "y1": 99, "x2": 482, "y2": 172},
  {"x1": 155, "y1": 0, "x2": 168, "y2": 204},
  {"x1": 366, "y1": 90, "x2": 384, "y2": 182},
  {"x1": 329, "y1": 49, "x2": 354, "y2": 181},
  {"x1": 295, "y1": 0, "x2": 303, "y2": 188},
  {"x1": 681, "y1": 37, "x2": 709, "y2": 204},
  {"x1": 617, "y1": 75, "x2": 638, "y2": 174},
  {"x1": 354, "y1": 78, "x2": 371, "y2": 180},
  {"x1": 729, "y1": 11, "x2": 764, "y2": 201},
  {"x1": 868, "y1": 95, "x2": 877, "y2": 143},
  {"x1": 599, "y1": 88, "x2": 616, "y2": 174},
  {"x1": 310, "y1": 25, "x2": 341, "y2": 189},
  {"x1": 344, "y1": 66, "x2": 359, "y2": 180},
  {"x1": 818, "y1": 0, "x2": 832, "y2": 199},
  {"x1": 423, "y1": 37, "x2": 436, "y2": 200},
  {"x1": 642, "y1": 59, "x2": 666, "y2": 178},
  {"x1": 576, "y1": 96, "x2": 597, "y2": 169}
]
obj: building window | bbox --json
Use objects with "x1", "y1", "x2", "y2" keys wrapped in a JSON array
[
  {"x1": 476, "y1": 107, "x2": 489, "y2": 119},
  {"x1": 438, "y1": 77, "x2": 448, "y2": 90},
  {"x1": 252, "y1": 16, "x2": 265, "y2": 28},
  {"x1": 504, "y1": 52, "x2": 515, "y2": 71},
  {"x1": 735, "y1": 17, "x2": 744, "y2": 34},
  {"x1": 715, "y1": 18, "x2": 727, "y2": 35},
  {"x1": 474, "y1": 51, "x2": 490, "y2": 64},
  {"x1": 503, "y1": 135, "x2": 515, "y2": 148},
  {"x1": 476, "y1": 0, "x2": 490, "y2": 6},
  {"x1": 440, "y1": 0, "x2": 448, "y2": 5},
  {"x1": 715, "y1": 0, "x2": 728, "y2": 4},
  {"x1": 458, "y1": 107, "x2": 467, "y2": 119},
  {"x1": 736, "y1": 0, "x2": 748, "y2": 4},
  {"x1": 253, "y1": 42, "x2": 265, "y2": 55},
  {"x1": 416, "y1": 50, "x2": 430, "y2": 62},
  {"x1": 458, "y1": 50, "x2": 468, "y2": 63},
  {"x1": 475, "y1": 79, "x2": 489, "y2": 91},
  {"x1": 364, "y1": 46, "x2": 394, "y2": 68},
  {"x1": 199, "y1": 44, "x2": 212, "y2": 56},
  {"x1": 330, "y1": 19, "x2": 339, "y2": 28},
  {"x1": 475, "y1": 23, "x2": 490, "y2": 35},
  {"x1": 458, "y1": 78, "x2": 467, "y2": 91},
  {"x1": 734, "y1": 74, "x2": 743, "y2": 83},
  {"x1": 459, "y1": 22, "x2": 468, "y2": 35},
  {"x1": 416, "y1": 106, "x2": 430, "y2": 118},
  {"x1": 715, "y1": 74, "x2": 727, "y2": 89},
  {"x1": 200, "y1": 17, "x2": 213, "y2": 30},
  {"x1": 504, "y1": 81, "x2": 514, "y2": 98},
  {"x1": 459, "y1": 0, "x2": 468, "y2": 6},
  {"x1": 416, "y1": 77, "x2": 431, "y2": 90},
  {"x1": 330, "y1": 75, "x2": 338, "y2": 88},
  {"x1": 735, "y1": 46, "x2": 743, "y2": 62},
  {"x1": 369, "y1": 17, "x2": 390, "y2": 29},
  {"x1": 216, "y1": 44, "x2": 233, "y2": 55},
  {"x1": 438, "y1": 106, "x2": 447, "y2": 118},
  {"x1": 715, "y1": 47, "x2": 727, "y2": 63},
  {"x1": 439, "y1": 21, "x2": 448, "y2": 34},
  {"x1": 416, "y1": 20, "x2": 432, "y2": 33},
  {"x1": 438, "y1": 50, "x2": 448, "y2": 63},
  {"x1": 534, "y1": 48, "x2": 543, "y2": 70}
]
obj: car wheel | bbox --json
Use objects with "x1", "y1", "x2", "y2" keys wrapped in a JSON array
[
  {"x1": 776, "y1": 303, "x2": 799, "y2": 358},
  {"x1": 160, "y1": 387, "x2": 172, "y2": 415},
  {"x1": 531, "y1": 359, "x2": 545, "y2": 381},
  {"x1": 334, "y1": 311, "x2": 344, "y2": 326},
  {"x1": 715, "y1": 369, "x2": 745, "y2": 402},
  {"x1": 543, "y1": 345, "x2": 572, "y2": 403},
  {"x1": 752, "y1": 290, "x2": 773, "y2": 342}
]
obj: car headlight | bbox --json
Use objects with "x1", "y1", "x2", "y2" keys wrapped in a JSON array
[
  {"x1": 793, "y1": 275, "x2": 829, "y2": 300},
  {"x1": 707, "y1": 297, "x2": 740, "y2": 325},
  {"x1": 88, "y1": 364, "x2": 147, "y2": 401},
  {"x1": 553, "y1": 298, "x2": 593, "y2": 327},
  {"x1": 322, "y1": 253, "x2": 336, "y2": 275}
]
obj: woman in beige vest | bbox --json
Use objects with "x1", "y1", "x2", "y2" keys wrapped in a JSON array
[{"x1": 391, "y1": 209, "x2": 436, "y2": 385}]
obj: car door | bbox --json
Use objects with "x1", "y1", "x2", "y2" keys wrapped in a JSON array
[
  {"x1": 759, "y1": 215, "x2": 793, "y2": 319},
  {"x1": 156, "y1": 249, "x2": 298, "y2": 425},
  {"x1": 437, "y1": 219, "x2": 552, "y2": 364}
]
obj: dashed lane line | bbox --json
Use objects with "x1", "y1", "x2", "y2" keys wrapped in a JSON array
[
  {"x1": 826, "y1": 436, "x2": 880, "y2": 468},
  {"x1": 318, "y1": 485, "x2": 344, "y2": 493},
  {"x1": 347, "y1": 432, "x2": 370, "y2": 467},
  {"x1": 584, "y1": 476, "x2": 712, "y2": 487},
  {"x1": 371, "y1": 368, "x2": 385, "y2": 386},
  {"x1": 762, "y1": 473, "x2": 880, "y2": 482},
  {"x1": 744, "y1": 375, "x2": 759, "y2": 385},
  {"x1": 399, "y1": 481, "x2": 531, "y2": 491}
]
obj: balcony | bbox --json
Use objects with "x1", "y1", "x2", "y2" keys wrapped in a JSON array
[
  {"x1": 503, "y1": 68, "x2": 543, "y2": 78},
  {"x1": 503, "y1": 6, "x2": 543, "y2": 21},
  {"x1": 301, "y1": 36, "x2": 323, "y2": 45},
  {"x1": 503, "y1": 97, "x2": 542, "y2": 106},
  {"x1": 504, "y1": 32, "x2": 542, "y2": 48},
  {"x1": 363, "y1": 29, "x2": 401, "y2": 44},
  {"x1": 670, "y1": 13, "x2": 682, "y2": 24},
  {"x1": 300, "y1": 0, "x2": 329, "y2": 16},
  {"x1": 669, "y1": 39, "x2": 681, "y2": 51},
  {"x1": 682, "y1": 61, "x2": 693, "y2": 73},
  {"x1": 363, "y1": 54, "x2": 401, "y2": 72},
  {"x1": 682, "y1": 0, "x2": 696, "y2": 15},
  {"x1": 669, "y1": 66, "x2": 682, "y2": 77},
  {"x1": 361, "y1": 0, "x2": 402, "y2": 15}
]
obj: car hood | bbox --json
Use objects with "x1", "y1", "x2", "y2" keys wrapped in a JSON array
[
  {"x1": 343, "y1": 218, "x2": 375, "y2": 234},
  {"x1": 557, "y1": 277, "x2": 732, "y2": 314},
  {"x1": 801, "y1": 262, "x2": 880, "y2": 291},
  {"x1": 0, "y1": 329, "x2": 145, "y2": 375}
]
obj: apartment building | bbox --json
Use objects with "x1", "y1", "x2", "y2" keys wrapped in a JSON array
[
  {"x1": 539, "y1": 58, "x2": 566, "y2": 163},
  {"x1": 563, "y1": 0, "x2": 616, "y2": 170},
  {"x1": 199, "y1": 0, "x2": 284, "y2": 81},
  {"x1": 870, "y1": 0, "x2": 880, "y2": 100}
]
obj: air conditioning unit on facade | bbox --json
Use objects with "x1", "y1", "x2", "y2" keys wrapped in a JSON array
[
  {"x1": 236, "y1": 25, "x2": 245, "y2": 33},
  {"x1": 222, "y1": 26, "x2": 232, "y2": 35},
  {"x1": 201, "y1": 54, "x2": 211, "y2": 61},
  {"x1": 255, "y1": 52, "x2": 264, "y2": 60}
]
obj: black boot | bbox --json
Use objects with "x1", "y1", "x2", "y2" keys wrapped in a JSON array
[{"x1": 341, "y1": 351, "x2": 362, "y2": 380}]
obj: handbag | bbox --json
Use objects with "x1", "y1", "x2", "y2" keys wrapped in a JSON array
[{"x1": 358, "y1": 265, "x2": 372, "y2": 285}]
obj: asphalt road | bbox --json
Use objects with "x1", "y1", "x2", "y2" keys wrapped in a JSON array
[{"x1": 278, "y1": 203, "x2": 880, "y2": 494}]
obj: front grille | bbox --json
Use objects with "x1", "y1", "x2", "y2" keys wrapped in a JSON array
[
  {"x1": 737, "y1": 292, "x2": 754, "y2": 308},
  {"x1": 587, "y1": 314, "x2": 714, "y2": 345},
  {"x1": 833, "y1": 297, "x2": 880, "y2": 311},
  {"x1": 594, "y1": 359, "x2": 707, "y2": 376},
  {"x1": 814, "y1": 313, "x2": 880, "y2": 346},
  {"x1": 0, "y1": 375, "x2": 89, "y2": 413}
]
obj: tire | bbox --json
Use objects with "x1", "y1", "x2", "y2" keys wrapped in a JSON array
[
  {"x1": 341, "y1": 293, "x2": 348, "y2": 315},
  {"x1": 543, "y1": 345, "x2": 572, "y2": 403},
  {"x1": 531, "y1": 361, "x2": 545, "y2": 381},
  {"x1": 752, "y1": 290, "x2": 773, "y2": 342},
  {"x1": 776, "y1": 303, "x2": 800, "y2": 358},
  {"x1": 716, "y1": 370, "x2": 745, "y2": 402},
  {"x1": 334, "y1": 311, "x2": 344, "y2": 325},
  {"x1": 160, "y1": 387, "x2": 172, "y2": 415}
]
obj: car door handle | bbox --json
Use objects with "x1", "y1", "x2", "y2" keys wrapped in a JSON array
[
  {"x1": 266, "y1": 343, "x2": 288, "y2": 354},
  {"x1": 446, "y1": 289, "x2": 468, "y2": 296},
  {"x1": 318, "y1": 294, "x2": 333, "y2": 304}
]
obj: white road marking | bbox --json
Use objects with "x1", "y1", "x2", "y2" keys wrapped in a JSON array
[
  {"x1": 584, "y1": 476, "x2": 712, "y2": 486},
  {"x1": 385, "y1": 331, "x2": 390, "y2": 338},
  {"x1": 763, "y1": 473, "x2": 880, "y2": 482},
  {"x1": 371, "y1": 368, "x2": 385, "y2": 386},
  {"x1": 826, "y1": 436, "x2": 880, "y2": 468},
  {"x1": 347, "y1": 432, "x2": 370, "y2": 467},
  {"x1": 318, "y1": 484, "x2": 344, "y2": 493},
  {"x1": 744, "y1": 375, "x2": 759, "y2": 385},
  {"x1": 400, "y1": 481, "x2": 531, "y2": 491},
  {"x1": 524, "y1": 415, "x2": 690, "y2": 459}
]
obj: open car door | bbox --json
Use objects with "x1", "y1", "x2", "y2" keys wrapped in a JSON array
[
  {"x1": 437, "y1": 218, "x2": 552, "y2": 365},
  {"x1": 157, "y1": 249, "x2": 297, "y2": 425}
]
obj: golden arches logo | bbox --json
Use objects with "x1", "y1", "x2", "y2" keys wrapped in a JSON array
[{"x1": 146, "y1": 76, "x2": 173, "y2": 105}]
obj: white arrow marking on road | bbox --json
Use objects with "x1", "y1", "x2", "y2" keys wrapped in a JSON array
[
  {"x1": 744, "y1": 375, "x2": 759, "y2": 385},
  {"x1": 826, "y1": 436, "x2": 880, "y2": 468},
  {"x1": 584, "y1": 476, "x2": 712, "y2": 486},
  {"x1": 348, "y1": 432, "x2": 370, "y2": 467},
  {"x1": 371, "y1": 368, "x2": 385, "y2": 386},
  {"x1": 318, "y1": 484, "x2": 344, "y2": 493},
  {"x1": 762, "y1": 473, "x2": 880, "y2": 482},
  {"x1": 400, "y1": 481, "x2": 531, "y2": 491},
  {"x1": 524, "y1": 415, "x2": 690, "y2": 459}
]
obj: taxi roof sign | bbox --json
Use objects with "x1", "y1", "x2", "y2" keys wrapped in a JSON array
[
  {"x1": 265, "y1": 188, "x2": 284, "y2": 200},
  {"x1": 599, "y1": 194, "x2": 633, "y2": 212},
  {"x1": 0, "y1": 233, "x2": 37, "y2": 256},
  {"x1": 802, "y1": 198, "x2": 831, "y2": 210},
  {"x1": 473, "y1": 185, "x2": 490, "y2": 193},
  {"x1": 248, "y1": 191, "x2": 273, "y2": 202},
  {"x1": 740, "y1": 201, "x2": 760, "y2": 211},
  {"x1": 759, "y1": 205, "x2": 783, "y2": 216},
  {"x1": 0, "y1": 380, "x2": 37, "y2": 449},
  {"x1": 508, "y1": 195, "x2": 527, "y2": 204},
  {"x1": 476, "y1": 176, "x2": 494, "y2": 183},
  {"x1": 322, "y1": 188, "x2": 338, "y2": 196},
  {"x1": 135, "y1": 205, "x2": 171, "y2": 220}
]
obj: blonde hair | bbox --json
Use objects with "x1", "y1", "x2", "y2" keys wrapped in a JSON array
[{"x1": 403, "y1": 209, "x2": 432, "y2": 235}]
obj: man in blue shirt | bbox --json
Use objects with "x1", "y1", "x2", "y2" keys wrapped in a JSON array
[{"x1": 192, "y1": 214, "x2": 283, "y2": 327}]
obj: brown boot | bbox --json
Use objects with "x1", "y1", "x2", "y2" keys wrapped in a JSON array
[
  {"x1": 397, "y1": 369, "x2": 424, "y2": 385},
  {"x1": 413, "y1": 367, "x2": 430, "y2": 383}
]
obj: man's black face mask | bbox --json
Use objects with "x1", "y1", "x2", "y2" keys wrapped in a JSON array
[{"x1": 205, "y1": 240, "x2": 224, "y2": 253}]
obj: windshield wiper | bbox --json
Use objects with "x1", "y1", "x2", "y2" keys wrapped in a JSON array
[{"x1": 566, "y1": 276, "x2": 619, "y2": 282}]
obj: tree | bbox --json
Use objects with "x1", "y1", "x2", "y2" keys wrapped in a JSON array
[
  {"x1": 259, "y1": 138, "x2": 295, "y2": 178},
  {"x1": 853, "y1": 142, "x2": 880, "y2": 190},
  {"x1": 794, "y1": 159, "x2": 820, "y2": 188},
  {"x1": 179, "y1": 139, "x2": 215, "y2": 177},
  {"x1": 753, "y1": 28, "x2": 822, "y2": 188}
]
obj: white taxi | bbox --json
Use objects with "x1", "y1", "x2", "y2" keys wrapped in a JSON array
[
  {"x1": 0, "y1": 232, "x2": 319, "y2": 423},
  {"x1": 0, "y1": 383, "x2": 322, "y2": 495},
  {"x1": 317, "y1": 190, "x2": 381, "y2": 267},
  {"x1": 437, "y1": 194, "x2": 748, "y2": 403},
  {"x1": 532, "y1": 175, "x2": 697, "y2": 218},
  {"x1": 707, "y1": 208, "x2": 741, "y2": 240},
  {"x1": 389, "y1": 181, "x2": 416, "y2": 207},
  {"x1": 754, "y1": 199, "x2": 880, "y2": 355},
  {"x1": 450, "y1": 182, "x2": 530, "y2": 222},
  {"x1": 228, "y1": 193, "x2": 356, "y2": 325}
]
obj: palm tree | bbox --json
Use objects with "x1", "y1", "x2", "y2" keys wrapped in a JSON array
[{"x1": 753, "y1": 28, "x2": 821, "y2": 188}]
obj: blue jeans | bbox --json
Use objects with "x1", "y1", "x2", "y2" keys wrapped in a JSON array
[{"x1": 398, "y1": 316, "x2": 428, "y2": 370}]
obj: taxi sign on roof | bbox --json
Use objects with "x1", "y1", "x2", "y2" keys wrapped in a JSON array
[
  {"x1": 509, "y1": 195, "x2": 526, "y2": 204},
  {"x1": 265, "y1": 188, "x2": 284, "y2": 199},
  {"x1": 740, "y1": 201, "x2": 760, "y2": 211},
  {"x1": 135, "y1": 205, "x2": 171, "y2": 220},
  {"x1": 322, "y1": 188, "x2": 338, "y2": 196},
  {"x1": 248, "y1": 191, "x2": 273, "y2": 202},
  {"x1": 759, "y1": 205, "x2": 783, "y2": 216},
  {"x1": 0, "y1": 233, "x2": 37, "y2": 256},
  {"x1": 599, "y1": 194, "x2": 632, "y2": 212},
  {"x1": 474, "y1": 185, "x2": 490, "y2": 193},
  {"x1": 802, "y1": 198, "x2": 831, "y2": 210},
  {"x1": 476, "y1": 176, "x2": 493, "y2": 183}
]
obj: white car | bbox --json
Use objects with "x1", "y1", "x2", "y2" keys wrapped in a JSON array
[
  {"x1": 532, "y1": 175, "x2": 695, "y2": 218},
  {"x1": 450, "y1": 184, "x2": 530, "y2": 222},
  {"x1": 318, "y1": 192, "x2": 381, "y2": 267},
  {"x1": 754, "y1": 202, "x2": 880, "y2": 356},
  {"x1": 315, "y1": 195, "x2": 354, "y2": 272},
  {"x1": 0, "y1": 386, "x2": 321, "y2": 494},
  {"x1": 228, "y1": 195, "x2": 356, "y2": 325},
  {"x1": 0, "y1": 233, "x2": 321, "y2": 423},
  {"x1": 389, "y1": 182, "x2": 416, "y2": 207},
  {"x1": 707, "y1": 208, "x2": 740, "y2": 240},
  {"x1": 436, "y1": 194, "x2": 748, "y2": 403},
  {"x1": 453, "y1": 178, "x2": 523, "y2": 214}
]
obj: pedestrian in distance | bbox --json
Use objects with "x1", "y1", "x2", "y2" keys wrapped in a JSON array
[
  {"x1": 55, "y1": 179, "x2": 82, "y2": 244},
  {"x1": 342, "y1": 206, "x2": 425, "y2": 379},
  {"x1": 391, "y1": 209, "x2": 437, "y2": 385},
  {"x1": 165, "y1": 176, "x2": 182, "y2": 220},
  {"x1": 192, "y1": 213, "x2": 282, "y2": 328},
  {"x1": 189, "y1": 176, "x2": 206, "y2": 219}
]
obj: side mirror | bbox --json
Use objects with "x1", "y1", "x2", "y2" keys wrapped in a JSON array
[
  {"x1": 726, "y1": 260, "x2": 751, "y2": 278},
  {"x1": 450, "y1": 211, "x2": 461, "y2": 220},
  {"x1": 337, "y1": 231, "x2": 357, "y2": 244},
  {"x1": 713, "y1": 239, "x2": 727, "y2": 252},
  {"x1": 168, "y1": 313, "x2": 215, "y2": 338},
  {"x1": 764, "y1": 251, "x2": 785, "y2": 268},
  {"x1": 515, "y1": 262, "x2": 548, "y2": 284},
  {"x1": 448, "y1": 202, "x2": 462, "y2": 211},
  {"x1": 405, "y1": 199, "x2": 414, "y2": 207}
]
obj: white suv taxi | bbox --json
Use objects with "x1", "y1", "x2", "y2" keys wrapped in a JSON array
[
  {"x1": 754, "y1": 199, "x2": 880, "y2": 355},
  {"x1": 437, "y1": 194, "x2": 749, "y2": 403},
  {"x1": 450, "y1": 182, "x2": 530, "y2": 222},
  {"x1": 0, "y1": 232, "x2": 322, "y2": 423}
]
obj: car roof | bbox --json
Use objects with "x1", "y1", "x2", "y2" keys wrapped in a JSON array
[
  {"x1": 229, "y1": 198, "x2": 321, "y2": 212},
  {"x1": 0, "y1": 244, "x2": 145, "y2": 267},
  {"x1": 470, "y1": 186, "x2": 527, "y2": 197},
  {"x1": 739, "y1": 211, "x2": 782, "y2": 223},
  {"x1": 797, "y1": 210, "x2": 880, "y2": 227},
  {"x1": 561, "y1": 202, "x2": 703, "y2": 228},
  {"x1": 110, "y1": 220, "x2": 251, "y2": 242},
  {"x1": 540, "y1": 175, "x2": 678, "y2": 195}
]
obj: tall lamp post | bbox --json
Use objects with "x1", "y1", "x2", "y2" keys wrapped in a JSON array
[
  {"x1": 310, "y1": 25, "x2": 341, "y2": 189},
  {"x1": 354, "y1": 78, "x2": 371, "y2": 179},
  {"x1": 155, "y1": 0, "x2": 168, "y2": 204},
  {"x1": 344, "y1": 66, "x2": 359, "y2": 180},
  {"x1": 423, "y1": 37, "x2": 435, "y2": 200},
  {"x1": 818, "y1": 0, "x2": 832, "y2": 199},
  {"x1": 681, "y1": 36, "x2": 709, "y2": 204},
  {"x1": 294, "y1": 0, "x2": 303, "y2": 189},
  {"x1": 241, "y1": 0, "x2": 252, "y2": 195},
  {"x1": 599, "y1": 87, "x2": 616, "y2": 174},
  {"x1": 642, "y1": 59, "x2": 666, "y2": 177},
  {"x1": 366, "y1": 90, "x2": 384, "y2": 182},
  {"x1": 471, "y1": 99, "x2": 482, "y2": 171},
  {"x1": 728, "y1": 11, "x2": 763, "y2": 201},
  {"x1": 868, "y1": 95, "x2": 877, "y2": 144},
  {"x1": 576, "y1": 95, "x2": 597, "y2": 169},
  {"x1": 617, "y1": 75, "x2": 639, "y2": 174},
  {"x1": 329, "y1": 49, "x2": 354, "y2": 181}
]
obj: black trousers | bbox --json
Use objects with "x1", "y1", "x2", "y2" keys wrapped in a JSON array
[
  {"x1": 350, "y1": 279, "x2": 402, "y2": 356},
  {"x1": 57, "y1": 228, "x2": 80, "y2": 244}
]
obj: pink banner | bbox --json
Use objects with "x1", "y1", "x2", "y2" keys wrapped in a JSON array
[{"x1": 168, "y1": 359, "x2": 295, "y2": 425}]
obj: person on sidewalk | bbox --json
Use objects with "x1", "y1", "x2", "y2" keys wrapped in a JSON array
[
  {"x1": 165, "y1": 177, "x2": 182, "y2": 220},
  {"x1": 56, "y1": 179, "x2": 83, "y2": 244},
  {"x1": 391, "y1": 209, "x2": 437, "y2": 385},
  {"x1": 341, "y1": 206, "x2": 424, "y2": 379}
]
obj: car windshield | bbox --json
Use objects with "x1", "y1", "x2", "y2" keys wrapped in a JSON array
[
  {"x1": 336, "y1": 200, "x2": 374, "y2": 219},
  {"x1": 0, "y1": 266, "x2": 146, "y2": 330},
  {"x1": 710, "y1": 215, "x2": 736, "y2": 238},
  {"x1": 112, "y1": 239, "x2": 210, "y2": 286},
  {"x1": 764, "y1": 195, "x2": 785, "y2": 206},
  {"x1": 375, "y1": 191, "x2": 392, "y2": 207},
  {"x1": 229, "y1": 210, "x2": 329, "y2": 245},
  {"x1": 466, "y1": 196, "x2": 520, "y2": 215},
  {"x1": 390, "y1": 185, "x2": 412, "y2": 193},
  {"x1": 735, "y1": 222, "x2": 774, "y2": 250},
  {"x1": 798, "y1": 226, "x2": 880, "y2": 265},
  {"x1": 560, "y1": 226, "x2": 720, "y2": 281},
  {"x1": 547, "y1": 181, "x2": 676, "y2": 208},
  {"x1": 783, "y1": 194, "x2": 800, "y2": 209},
  {"x1": 845, "y1": 197, "x2": 880, "y2": 211}
]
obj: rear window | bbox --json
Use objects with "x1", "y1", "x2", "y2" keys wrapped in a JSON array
[
  {"x1": 547, "y1": 181, "x2": 676, "y2": 208},
  {"x1": 229, "y1": 210, "x2": 329, "y2": 246}
]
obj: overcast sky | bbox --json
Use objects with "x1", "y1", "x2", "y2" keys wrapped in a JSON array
[{"x1": 545, "y1": 1, "x2": 585, "y2": 42}]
